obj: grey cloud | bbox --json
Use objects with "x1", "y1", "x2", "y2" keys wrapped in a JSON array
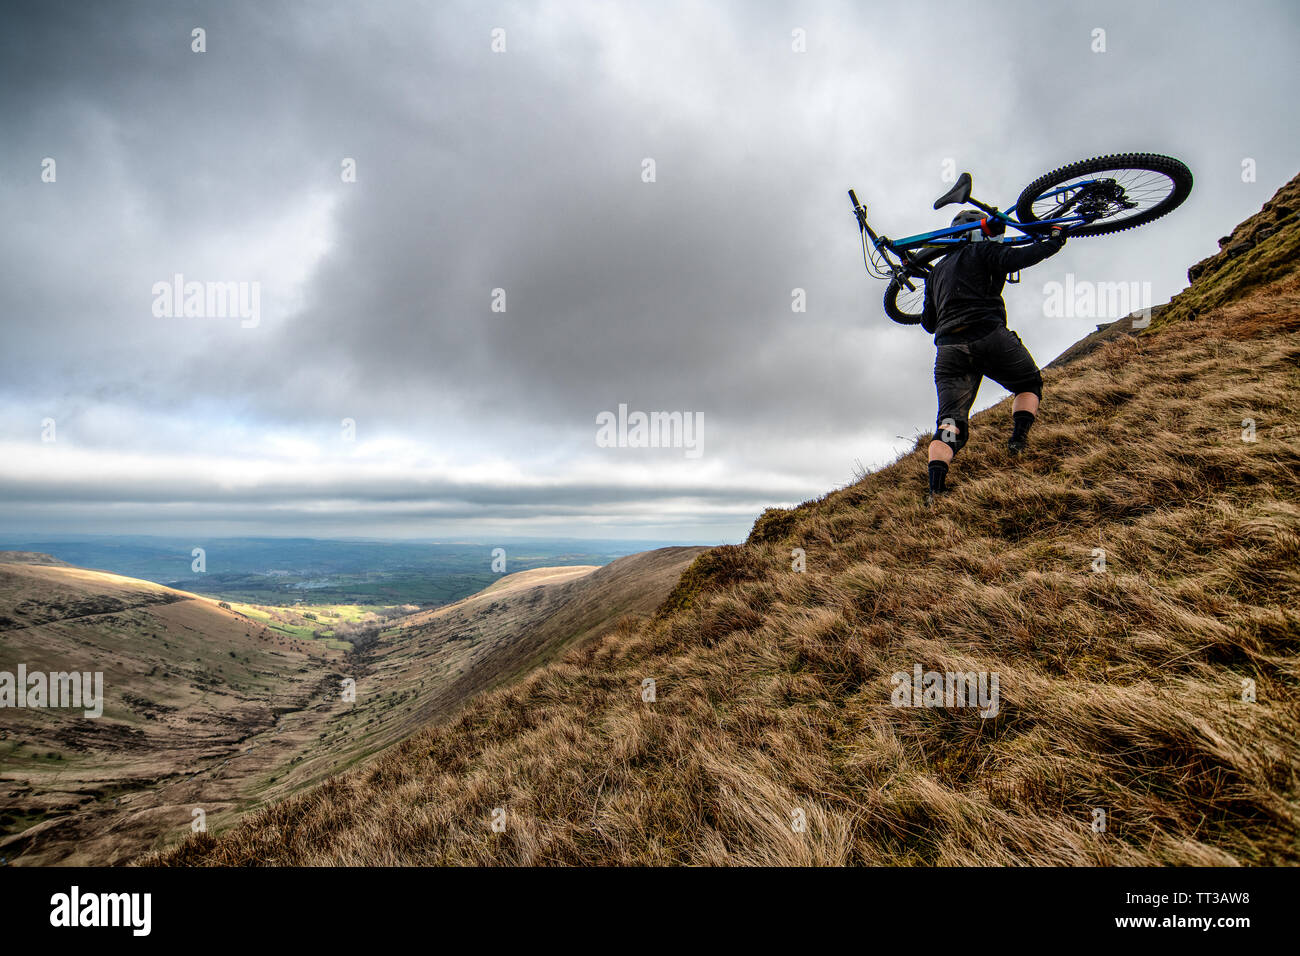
[{"x1": 2, "y1": 0, "x2": 1297, "y2": 538}]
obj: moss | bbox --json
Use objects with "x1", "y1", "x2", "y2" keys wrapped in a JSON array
[
  {"x1": 748, "y1": 507, "x2": 799, "y2": 544},
  {"x1": 1153, "y1": 220, "x2": 1300, "y2": 329},
  {"x1": 655, "y1": 545, "x2": 762, "y2": 617}
]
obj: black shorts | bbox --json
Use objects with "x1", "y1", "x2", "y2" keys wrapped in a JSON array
[{"x1": 934, "y1": 325, "x2": 1042, "y2": 433}]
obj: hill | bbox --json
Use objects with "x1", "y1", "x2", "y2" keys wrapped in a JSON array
[
  {"x1": 0, "y1": 548, "x2": 704, "y2": 864},
  {"x1": 0, "y1": 557, "x2": 344, "y2": 864},
  {"x1": 158, "y1": 173, "x2": 1300, "y2": 866},
  {"x1": 0, "y1": 551, "x2": 71, "y2": 568}
]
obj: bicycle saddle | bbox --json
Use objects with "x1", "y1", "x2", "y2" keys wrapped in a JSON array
[{"x1": 933, "y1": 172, "x2": 972, "y2": 209}]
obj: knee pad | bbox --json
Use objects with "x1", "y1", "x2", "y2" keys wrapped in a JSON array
[{"x1": 934, "y1": 418, "x2": 969, "y2": 455}]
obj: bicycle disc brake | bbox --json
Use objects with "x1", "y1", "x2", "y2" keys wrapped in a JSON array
[{"x1": 1073, "y1": 179, "x2": 1139, "y2": 221}]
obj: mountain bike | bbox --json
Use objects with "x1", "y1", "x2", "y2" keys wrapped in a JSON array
[{"x1": 849, "y1": 153, "x2": 1193, "y2": 324}]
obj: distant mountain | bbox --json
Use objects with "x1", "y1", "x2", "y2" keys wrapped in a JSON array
[
  {"x1": 0, "y1": 551, "x2": 71, "y2": 567},
  {"x1": 0, "y1": 537, "x2": 664, "y2": 607}
]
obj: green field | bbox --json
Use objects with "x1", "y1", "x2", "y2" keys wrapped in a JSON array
[{"x1": 220, "y1": 600, "x2": 409, "y2": 651}]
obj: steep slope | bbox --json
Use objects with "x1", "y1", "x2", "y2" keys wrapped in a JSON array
[
  {"x1": 383, "y1": 547, "x2": 709, "y2": 720},
  {"x1": 162, "y1": 175, "x2": 1299, "y2": 867},
  {"x1": 269, "y1": 546, "x2": 709, "y2": 801},
  {"x1": 1164, "y1": 171, "x2": 1300, "y2": 327}
]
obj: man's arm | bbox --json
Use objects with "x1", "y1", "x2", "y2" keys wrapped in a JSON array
[{"x1": 986, "y1": 231, "x2": 1066, "y2": 273}]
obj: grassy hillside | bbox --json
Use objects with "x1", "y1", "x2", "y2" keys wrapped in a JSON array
[
  {"x1": 1, "y1": 548, "x2": 702, "y2": 864},
  {"x1": 156, "y1": 173, "x2": 1300, "y2": 867},
  {"x1": 298, "y1": 547, "x2": 709, "y2": 778},
  {"x1": 0, "y1": 560, "x2": 343, "y2": 865}
]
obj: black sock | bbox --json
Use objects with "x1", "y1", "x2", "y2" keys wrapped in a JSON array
[
  {"x1": 1011, "y1": 410, "x2": 1035, "y2": 442},
  {"x1": 928, "y1": 460, "x2": 949, "y2": 493}
]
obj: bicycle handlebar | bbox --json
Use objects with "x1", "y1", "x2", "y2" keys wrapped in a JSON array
[{"x1": 848, "y1": 189, "x2": 868, "y2": 232}]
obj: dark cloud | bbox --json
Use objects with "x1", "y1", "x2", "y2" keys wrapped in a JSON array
[{"x1": 2, "y1": 0, "x2": 1297, "y2": 538}]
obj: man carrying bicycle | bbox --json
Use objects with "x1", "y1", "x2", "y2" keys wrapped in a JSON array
[
  {"x1": 921, "y1": 211, "x2": 1067, "y2": 506},
  {"x1": 849, "y1": 154, "x2": 1192, "y2": 505}
]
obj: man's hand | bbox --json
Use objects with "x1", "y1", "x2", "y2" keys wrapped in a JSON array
[{"x1": 1049, "y1": 225, "x2": 1068, "y2": 242}]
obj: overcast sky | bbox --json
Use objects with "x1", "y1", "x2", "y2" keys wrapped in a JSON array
[{"x1": 2, "y1": 0, "x2": 1297, "y2": 542}]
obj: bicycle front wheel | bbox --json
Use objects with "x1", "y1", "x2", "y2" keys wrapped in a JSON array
[
  {"x1": 883, "y1": 247, "x2": 947, "y2": 324},
  {"x1": 1015, "y1": 153, "x2": 1192, "y2": 237}
]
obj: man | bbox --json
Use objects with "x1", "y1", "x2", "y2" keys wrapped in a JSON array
[{"x1": 920, "y1": 210, "x2": 1067, "y2": 506}]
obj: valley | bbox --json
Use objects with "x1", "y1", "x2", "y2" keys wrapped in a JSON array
[{"x1": 0, "y1": 546, "x2": 705, "y2": 864}]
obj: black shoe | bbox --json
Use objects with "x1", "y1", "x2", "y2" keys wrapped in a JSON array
[{"x1": 1007, "y1": 437, "x2": 1028, "y2": 456}]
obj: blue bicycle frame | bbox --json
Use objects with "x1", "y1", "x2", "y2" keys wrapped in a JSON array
[
  {"x1": 867, "y1": 180, "x2": 1103, "y2": 256},
  {"x1": 848, "y1": 177, "x2": 1106, "y2": 293},
  {"x1": 890, "y1": 181, "x2": 1098, "y2": 250}
]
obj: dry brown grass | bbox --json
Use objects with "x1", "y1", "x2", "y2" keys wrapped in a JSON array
[
  {"x1": 153, "y1": 274, "x2": 1299, "y2": 866},
  {"x1": 153, "y1": 183, "x2": 1300, "y2": 867}
]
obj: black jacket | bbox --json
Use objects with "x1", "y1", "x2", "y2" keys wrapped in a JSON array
[{"x1": 921, "y1": 236, "x2": 1064, "y2": 343}]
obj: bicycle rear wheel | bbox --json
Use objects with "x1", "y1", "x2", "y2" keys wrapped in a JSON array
[
  {"x1": 883, "y1": 247, "x2": 948, "y2": 324},
  {"x1": 1015, "y1": 153, "x2": 1192, "y2": 237}
]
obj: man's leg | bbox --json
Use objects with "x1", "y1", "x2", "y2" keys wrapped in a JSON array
[
  {"x1": 979, "y1": 328, "x2": 1043, "y2": 454},
  {"x1": 1009, "y1": 391, "x2": 1039, "y2": 453},
  {"x1": 927, "y1": 434, "x2": 956, "y2": 501},
  {"x1": 928, "y1": 438, "x2": 954, "y2": 464},
  {"x1": 1012, "y1": 392, "x2": 1039, "y2": 416},
  {"x1": 929, "y1": 345, "x2": 978, "y2": 501}
]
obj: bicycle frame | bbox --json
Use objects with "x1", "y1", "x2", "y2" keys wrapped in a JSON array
[
  {"x1": 891, "y1": 182, "x2": 1099, "y2": 250},
  {"x1": 849, "y1": 178, "x2": 1108, "y2": 291}
]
